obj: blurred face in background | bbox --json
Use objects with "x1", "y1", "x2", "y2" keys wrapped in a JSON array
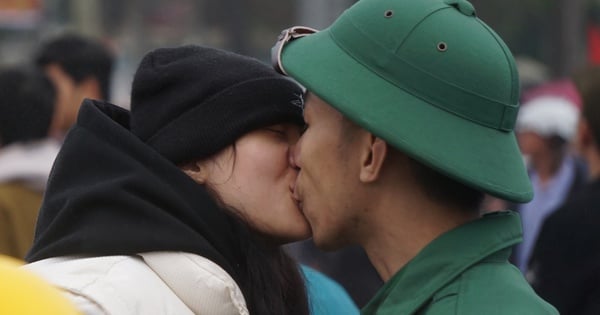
[
  {"x1": 517, "y1": 130, "x2": 569, "y2": 172},
  {"x1": 517, "y1": 130, "x2": 548, "y2": 164},
  {"x1": 44, "y1": 64, "x2": 100, "y2": 136},
  {"x1": 184, "y1": 123, "x2": 311, "y2": 243}
]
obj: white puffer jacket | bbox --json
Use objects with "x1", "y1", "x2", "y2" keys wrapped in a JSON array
[{"x1": 24, "y1": 252, "x2": 248, "y2": 315}]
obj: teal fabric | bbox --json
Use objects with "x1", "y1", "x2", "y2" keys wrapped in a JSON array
[
  {"x1": 361, "y1": 211, "x2": 558, "y2": 315},
  {"x1": 302, "y1": 265, "x2": 359, "y2": 315}
]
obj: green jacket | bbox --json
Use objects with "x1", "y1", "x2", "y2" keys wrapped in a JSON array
[{"x1": 362, "y1": 211, "x2": 557, "y2": 315}]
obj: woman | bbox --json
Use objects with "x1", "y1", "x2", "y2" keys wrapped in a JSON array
[{"x1": 24, "y1": 45, "x2": 316, "y2": 315}]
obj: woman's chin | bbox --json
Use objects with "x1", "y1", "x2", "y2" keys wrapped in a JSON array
[{"x1": 267, "y1": 226, "x2": 312, "y2": 245}]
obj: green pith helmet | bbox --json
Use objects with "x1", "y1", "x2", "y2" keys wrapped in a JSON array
[{"x1": 279, "y1": 0, "x2": 533, "y2": 203}]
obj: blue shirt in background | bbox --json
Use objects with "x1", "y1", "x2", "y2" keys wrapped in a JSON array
[{"x1": 302, "y1": 265, "x2": 360, "y2": 315}]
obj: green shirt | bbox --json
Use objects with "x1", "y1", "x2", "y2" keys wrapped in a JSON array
[{"x1": 362, "y1": 211, "x2": 558, "y2": 315}]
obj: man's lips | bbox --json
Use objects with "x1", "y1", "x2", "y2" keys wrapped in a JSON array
[
  {"x1": 293, "y1": 193, "x2": 303, "y2": 212},
  {"x1": 290, "y1": 182, "x2": 304, "y2": 212}
]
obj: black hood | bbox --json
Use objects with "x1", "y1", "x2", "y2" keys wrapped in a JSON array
[{"x1": 27, "y1": 99, "x2": 245, "y2": 284}]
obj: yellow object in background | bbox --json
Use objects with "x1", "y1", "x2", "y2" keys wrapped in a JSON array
[{"x1": 0, "y1": 255, "x2": 80, "y2": 315}]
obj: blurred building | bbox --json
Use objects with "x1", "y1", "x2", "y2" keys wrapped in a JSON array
[
  {"x1": 0, "y1": 0, "x2": 597, "y2": 105},
  {"x1": 0, "y1": 0, "x2": 353, "y2": 106}
]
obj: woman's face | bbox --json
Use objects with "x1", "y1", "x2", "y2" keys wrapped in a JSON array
[{"x1": 187, "y1": 123, "x2": 311, "y2": 243}]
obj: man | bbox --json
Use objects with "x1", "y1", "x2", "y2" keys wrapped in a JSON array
[
  {"x1": 527, "y1": 66, "x2": 600, "y2": 315},
  {"x1": 34, "y1": 34, "x2": 114, "y2": 139},
  {"x1": 272, "y1": 0, "x2": 558, "y2": 313}
]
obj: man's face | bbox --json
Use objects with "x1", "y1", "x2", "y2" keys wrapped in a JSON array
[
  {"x1": 44, "y1": 64, "x2": 85, "y2": 135},
  {"x1": 292, "y1": 93, "x2": 364, "y2": 250}
]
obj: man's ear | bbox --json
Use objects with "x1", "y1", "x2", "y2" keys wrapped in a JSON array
[
  {"x1": 180, "y1": 161, "x2": 209, "y2": 184},
  {"x1": 359, "y1": 135, "x2": 387, "y2": 183}
]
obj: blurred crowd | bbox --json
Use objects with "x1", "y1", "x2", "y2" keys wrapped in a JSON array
[
  {"x1": 0, "y1": 34, "x2": 113, "y2": 258},
  {"x1": 480, "y1": 65, "x2": 600, "y2": 315},
  {"x1": 1, "y1": 5, "x2": 600, "y2": 315}
]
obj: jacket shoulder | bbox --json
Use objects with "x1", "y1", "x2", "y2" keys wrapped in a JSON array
[
  {"x1": 25, "y1": 255, "x2": 193, "y2": 315},
  {"x1": 420, "y1": 262, "x2": 558, "y2": 315}
]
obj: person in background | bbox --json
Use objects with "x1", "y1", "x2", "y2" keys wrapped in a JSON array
[
  {"x1": 528, "y1": 65, "x2": 600, "y2": 315},
  {"x1": 25, "y1": 45, "x2": 356, "y2": 315},
  {"x1": 513, "y1": 95, "x2": 587, "y2": 274},
  {"x1": 34, "y1": 34, "x2": 114, "y2": 139},
  {"x1": 0, "y1": 66, "x2": 59, "y2": 259},
  {"x1": 271, "y1": 0, "x2": 557, "y2": 313},
  {"x1": 287, "y1": 241, "x2": 382, "y2": 308}
]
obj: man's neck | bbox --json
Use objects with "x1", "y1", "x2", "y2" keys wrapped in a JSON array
[{"x1": 359, "y1": 191, "x2": 478, "y2": 282}]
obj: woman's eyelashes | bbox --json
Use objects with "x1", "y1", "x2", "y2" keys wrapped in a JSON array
[{"x1": 264, "y1": 127, "x2": 288, "y2": 140}]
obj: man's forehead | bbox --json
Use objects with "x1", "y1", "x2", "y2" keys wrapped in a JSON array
[
  {"x1": 304, "y1": 92, "x2": 349, "y2": 124},
  {"x1": 304, "y1": 92, "x2": 328, "y2": 112},
  {"x1": 302, "y1": 92, "x2": 317, "y2": 115},
  {"x1": 304, "y1": 91, "x2": 316, "y2": 105}
]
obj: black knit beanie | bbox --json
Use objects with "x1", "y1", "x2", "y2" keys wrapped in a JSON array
[{"x1": 130, "y1": 45, "x2": 304, "y2": 164}]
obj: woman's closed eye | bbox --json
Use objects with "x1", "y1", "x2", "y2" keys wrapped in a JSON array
[
  {"x1": 264, "y1": 127, "x2": 291, "y2": 143},
  {"x1": 265, "y1": 127, "x2": 286, "y2": 136},
  {"x1": 263, "y1": 124, "x2": 303, "y2": 143}
]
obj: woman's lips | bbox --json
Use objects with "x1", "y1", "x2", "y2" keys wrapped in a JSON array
[
  {"x1": 291, "y1": 187, "x2": 304, "y2": 212},
  {"x1": 290, "y1": 173, "x2": 307, "y2": 213}
]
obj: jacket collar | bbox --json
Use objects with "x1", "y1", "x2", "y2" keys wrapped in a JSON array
[{"x1": 363, "y1": 211, "x2": 522, "y2": 314}]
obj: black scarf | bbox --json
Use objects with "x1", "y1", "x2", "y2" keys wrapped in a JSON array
[{"x1": 27, "y1": 99, "x2": 245, "y2": 286}]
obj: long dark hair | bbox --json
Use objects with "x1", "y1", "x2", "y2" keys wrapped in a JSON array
[
  {"x1": 231, "y1": 217, "x2": 309, "y2": 315},
  {"x1": 201, "y1": 147, "x2": 309, "y2": 315}
]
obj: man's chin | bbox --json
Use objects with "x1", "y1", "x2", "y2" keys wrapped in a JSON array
[{"x1": 312, "y1": 233, "x2": 348, "y2": 251}]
